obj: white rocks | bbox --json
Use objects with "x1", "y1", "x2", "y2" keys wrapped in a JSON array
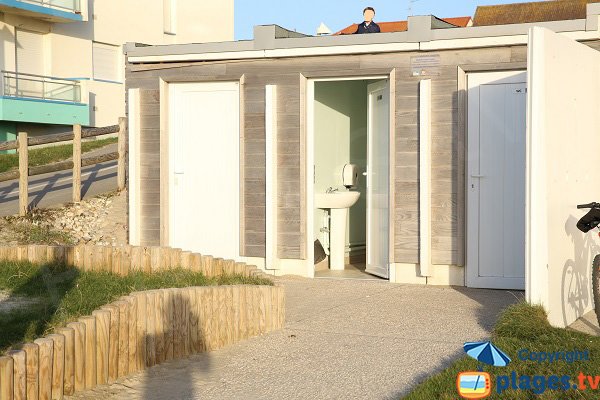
[{"x1": 0, "y1": 190, "x2": 129, "y2": 246}]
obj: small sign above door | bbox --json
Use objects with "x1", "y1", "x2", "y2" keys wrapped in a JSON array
[{"x1": 410, "y1": 54, "x2": 441, "y2": 76}]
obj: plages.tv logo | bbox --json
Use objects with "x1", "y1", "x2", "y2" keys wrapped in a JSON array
[
  {"x1": 457, "y1": 371, "x2": 492, "y2": 399},
  {"x1": 456, "y1": 341, "x2": 511, "y2": 399}
]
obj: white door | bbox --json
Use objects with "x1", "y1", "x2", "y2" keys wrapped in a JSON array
[
  {"x1": 467, "y1": 71, "x2": 527, "y2": 290},
  {"x1": 169, "y1": 82, "x2": 240, "y2": 260},
  {"x1": 366, "y1": 80, "x2": 390, "y2": 278}
]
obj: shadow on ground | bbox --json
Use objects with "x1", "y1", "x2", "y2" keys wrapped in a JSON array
[
  {"x1": 388, "y1": 285, "x2": 523, "y2": 399},
  {"x1": 0, "y1": 263, "x2": 79, "y2": 352},
  {"x1": 139, "y1": 292, "x2": 212, "y2": 400}
]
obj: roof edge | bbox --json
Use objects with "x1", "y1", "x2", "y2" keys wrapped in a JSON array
[{"x1": 125, "y1": 9, "x2": 600, "y2": 61}]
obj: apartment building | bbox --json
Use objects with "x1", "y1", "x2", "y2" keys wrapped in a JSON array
[{"x1": 0, "y1": 0, "x2": 234, "y2": 143}]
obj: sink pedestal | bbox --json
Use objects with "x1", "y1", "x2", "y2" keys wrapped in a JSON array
[
  {"x1": 329, "y1": 208, "x2": 348, "y2": 270},
  {"x1": 314, "y1": 191, "x2": 360, "y2": 271}
]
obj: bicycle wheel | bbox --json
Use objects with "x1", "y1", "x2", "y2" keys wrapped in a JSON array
[{"x1": 592, "y1": 254, "x2": 600, "y2": 327}]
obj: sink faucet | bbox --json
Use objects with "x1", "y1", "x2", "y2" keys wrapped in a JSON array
[{"x1": 326, "y1": 187, "x2": 339, "y2": 194}]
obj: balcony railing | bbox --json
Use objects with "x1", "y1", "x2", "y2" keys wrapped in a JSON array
[
  {"x1": 17, "y1": 0, "x2": 80, "y2": 13},
  {"x1": 1, "y1": 71, "x2": 82, "y2": 103}
]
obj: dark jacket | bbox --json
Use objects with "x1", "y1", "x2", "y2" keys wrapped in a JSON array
[{"x1": 354, "y1": 21, "x2": 381, "y2": 34}]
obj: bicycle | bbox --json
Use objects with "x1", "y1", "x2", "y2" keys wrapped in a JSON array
[{"x1": 575, "y1": 202, "x2": 600, "y2": 325}]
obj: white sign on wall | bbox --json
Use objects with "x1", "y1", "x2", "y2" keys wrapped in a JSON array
[{"x1": 410, "y1": 54, "x2": 441, "y2": 76}]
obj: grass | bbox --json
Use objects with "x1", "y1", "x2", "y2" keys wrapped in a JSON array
[
  {"x1": 0, "y1": 137, "x2": 118, "y2": 174},
  {"x1": 1, "y1": 207, "x2": 78, "y2": 245},
  {"x1": 405, "y1": 302, "x2": 600, "y2": 399},
  {"x1": 9, "y1": 223, "x2": 74, "y2": 245},
  {"x1": 0, "y1": 260, "x2": 273, "y2": 353}
]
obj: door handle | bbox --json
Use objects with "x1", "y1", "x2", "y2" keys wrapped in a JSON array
[
  {"x1": 470, "y1": 175, "x2": 485, "y2": 178},
  {"x1": 362, "y1": 172, "x2": 368, "y2": 176}
]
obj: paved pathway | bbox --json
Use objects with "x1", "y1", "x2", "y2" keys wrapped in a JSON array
[
  {"x1": 70, "y1": 278, "x2": 522, "y2": 400},
  {"x1": 569, "y1": 310, "x2": 600, "y2": 336}
]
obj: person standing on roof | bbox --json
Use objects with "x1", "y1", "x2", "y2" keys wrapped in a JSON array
[{"x1": 354, "y1": 7, "x2": 381, "y2": 33}]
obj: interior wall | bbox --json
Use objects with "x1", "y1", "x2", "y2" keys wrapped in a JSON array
[
  {"x1": 527, "y1": 27, "x2": 600, "y2": 327},
  {"x1": 314, "y1": 80, "x2": 368, "y2": 257}
]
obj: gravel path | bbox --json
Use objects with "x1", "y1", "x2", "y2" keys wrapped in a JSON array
[{"x1": 69, "y1": 278, "x2": 521, "y2": 400}]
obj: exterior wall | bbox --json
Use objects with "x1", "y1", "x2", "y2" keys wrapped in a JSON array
[
  {"x1": 0, "y1": 96, "x2": 89, "y2": 124},
  {"x1": 176, "y1": 1, "x2": 234, "y2": 44},
  {"x1": 0, "y1": 19, "x2": 16, "y2": 73},
  {"x1": 138, "y1": 89, "x2": 161, "y2": 246},
  {"x1": 90, "y1": 0, "x2": 233, "y2": 46},
  {"x1": 0, "y1": 121, "x2": 16, "y2": 153},
  {"x1": 528, "y1": 28, "x2": 600, "y2": 327},
  {"x1": 87, "y1": 81, "x2": 124, "y2": 127},
  {"x1": 125, "y1": 38, "x2": 600, "y2": 278},
  {"x1": 0, "y1": 15, "x2": 50, "y2": 73},
  {"x1": 0, "y1": 0, "x2": 234, "y2": 128}
]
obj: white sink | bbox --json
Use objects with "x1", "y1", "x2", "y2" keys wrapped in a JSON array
[
  {"x1": 314, "y1": 191, "x2": 361, "y2": 271},
  {"x1": 315, "y1": 191, "x2": 360, "y2": 209}
]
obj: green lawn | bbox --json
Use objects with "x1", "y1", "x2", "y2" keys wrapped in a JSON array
[
  {"x1": 405, "y1": 302, "x2": 600, "y2": 399},
  {"x1": 0, "y1": 137, "x2": 118, "y2": 174},
  {"x1": 0, "y1": 260, "x2": 272, "y2": 353}
]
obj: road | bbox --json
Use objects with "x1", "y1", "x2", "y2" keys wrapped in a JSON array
[{"x1": 0, "y1": 145, "x2": 119, "y2": 217}]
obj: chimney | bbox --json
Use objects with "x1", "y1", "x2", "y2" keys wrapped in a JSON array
[{"x1": 316, "y1": 22, "x2": 332, "y2": 36}]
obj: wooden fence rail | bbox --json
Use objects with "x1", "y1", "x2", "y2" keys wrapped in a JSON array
[
  {"x1": 0, "y1": 125, "x2": 122, "y2": 154},
  {"x1": 0, "y1": 285, "x2": 285, "y2": 400},
  {"x1": 0, "y1": 118, "x2": 126, "y2": 215}
]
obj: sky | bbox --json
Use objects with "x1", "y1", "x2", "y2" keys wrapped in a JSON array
[{"x1": 234, "y1": 0, "x2": 532, "y2": 40}]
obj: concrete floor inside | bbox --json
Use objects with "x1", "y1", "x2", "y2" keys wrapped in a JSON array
[{"x1": 314, "y1": 260, "x2": 385, "y2": 280}]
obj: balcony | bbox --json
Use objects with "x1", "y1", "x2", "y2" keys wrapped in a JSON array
[
  {"x1": 0, "y1": 0, "x2": 82, "y2": 23},
  {"x1": 0, "y1": 71, "x2": 89, "y2": 125}
]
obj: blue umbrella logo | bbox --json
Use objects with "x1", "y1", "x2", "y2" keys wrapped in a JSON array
[{"x1": 464, "y1": 341, "x2": 511, "y2": 367}]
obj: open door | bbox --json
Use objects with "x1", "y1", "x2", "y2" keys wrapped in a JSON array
[{"x1": 365, "y1": 80, "x2": 390, "y2": 278}]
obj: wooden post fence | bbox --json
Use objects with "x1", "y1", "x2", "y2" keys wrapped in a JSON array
[
  {"x1": 72, "y1": 125, "x2": 82, "y2": 203},
  {"x1": 117, "y1": 117, "x2": 126, "y2": 192},
  {"x1": 18, "y1": 132, "x2": 28, "y2": 216},
  {"x1": 0, "y1": 120, "x2": 127, "y2": 215}
]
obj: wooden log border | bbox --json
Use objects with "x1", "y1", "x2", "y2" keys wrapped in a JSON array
[
  {"x1": 0, "y1": 285, "x2": 284, "y2": 400},
  {"x1": 0, "y1": 245, "x2": 268, "y2": 279},
  {"x1": 0, "y1": 245, "x2": 282, "y2": 399}
]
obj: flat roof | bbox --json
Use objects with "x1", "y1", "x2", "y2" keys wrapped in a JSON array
[{"x1": 126, "y1": 5, "x2": 600, "y2": 64}]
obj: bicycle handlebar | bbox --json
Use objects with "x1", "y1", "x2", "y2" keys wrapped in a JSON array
[{"x1": 578, "y1": 202, "x2": 600, "y2": 209}]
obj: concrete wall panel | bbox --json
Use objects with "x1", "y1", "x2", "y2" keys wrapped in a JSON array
[{"x1": 527, "y1": 27, "x2": 600, "y2": 327}]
